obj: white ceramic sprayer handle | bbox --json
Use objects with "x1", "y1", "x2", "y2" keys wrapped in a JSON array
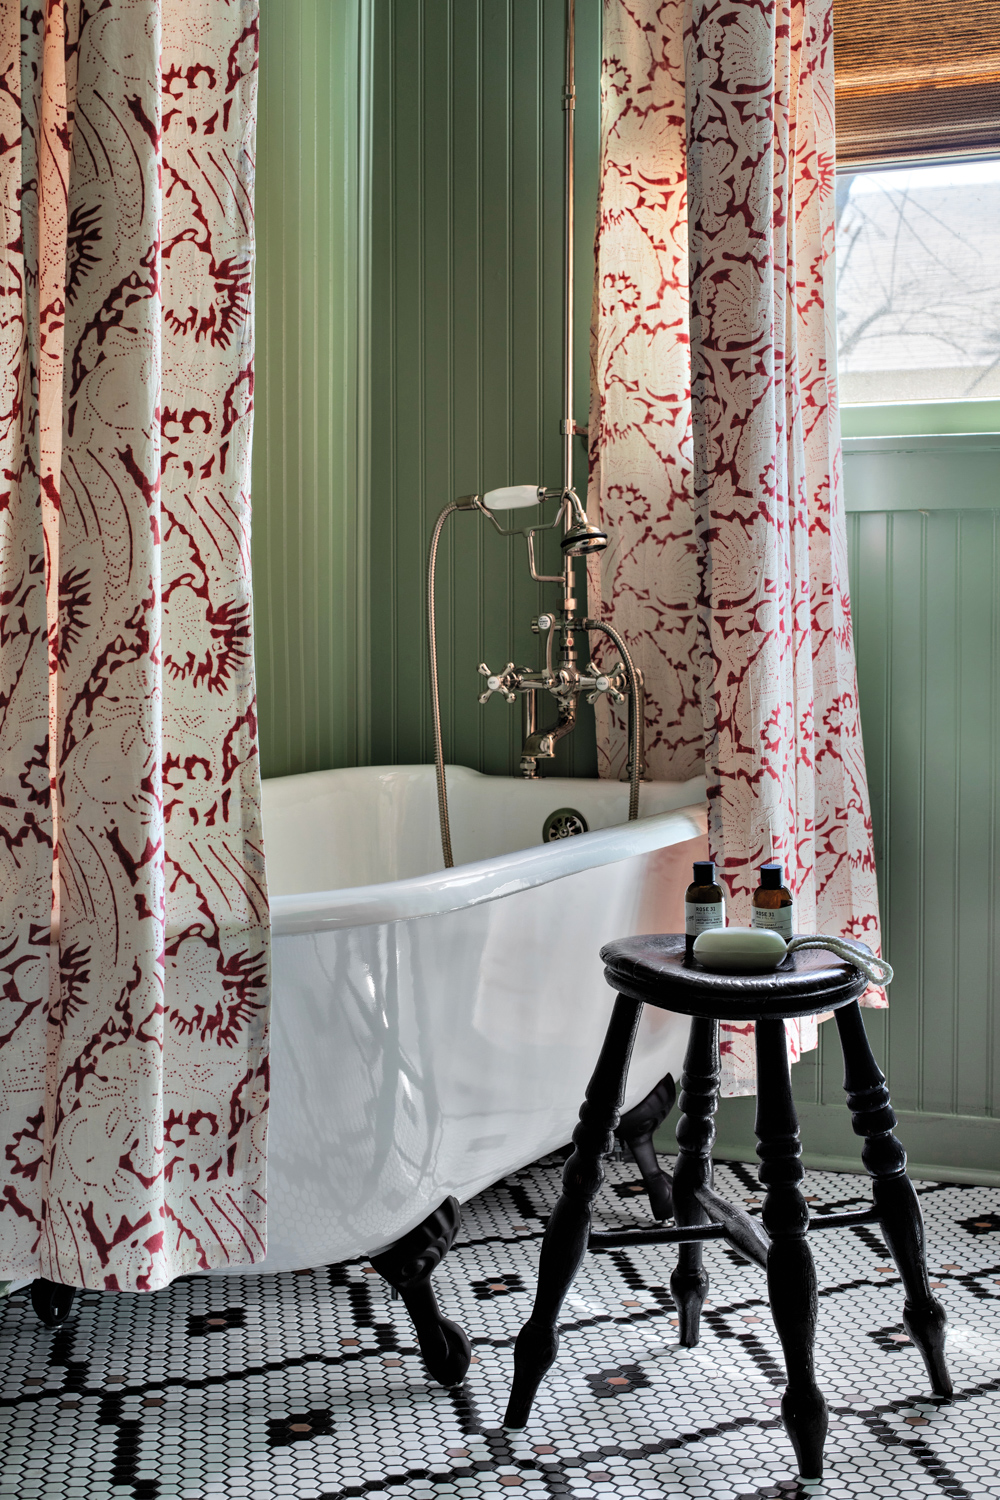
[{"x1": 482, "y1": 485, "x2": 543, "y2": 510}]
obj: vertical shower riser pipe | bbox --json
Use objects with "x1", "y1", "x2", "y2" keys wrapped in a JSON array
[
  {"x1": 562, "y1": 0, "x2": 576, "y2": 612},
  {"x1": 562, "y1": 0, "x2": 575, "y2": 498}
]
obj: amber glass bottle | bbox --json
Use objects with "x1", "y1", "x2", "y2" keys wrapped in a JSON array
[
  {"x1": 751, "y1": 862, "x2": 794, "y2": 940},
  {"x1": 685, "y1": 860, "x2": 725, "y2": 960}
]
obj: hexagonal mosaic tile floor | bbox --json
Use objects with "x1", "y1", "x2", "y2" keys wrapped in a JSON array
[{"x1": 1, "y1": 1155, "x2": 998, "y2": 1500}]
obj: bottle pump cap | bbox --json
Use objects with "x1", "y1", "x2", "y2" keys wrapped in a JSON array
[
  {"x1": 692, "y1": 861, "x2": 716, "y2": 885},
  {"x1": 759, "y1": 862, "x2": 784, "y2": 889}
]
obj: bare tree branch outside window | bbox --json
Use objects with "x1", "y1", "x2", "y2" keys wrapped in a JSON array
[{"x1": 835, "y1": 160, "x2": 1000, "y2": 404}]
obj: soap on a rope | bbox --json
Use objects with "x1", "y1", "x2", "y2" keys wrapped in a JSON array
[{"x1": 692, "y1": 926, "x2": 787, "y2": 973}]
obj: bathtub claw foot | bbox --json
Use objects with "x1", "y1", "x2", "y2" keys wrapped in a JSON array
[
  {"x1": 413, "y1": 1305, "x2": 473, "y2": 1389},
  {"x1": 616, "y1": 1071, "x2": 676, "y2": 1221},
  {"x1": 370, "y1": 1197, "x2": 472, "y2": 1388}
]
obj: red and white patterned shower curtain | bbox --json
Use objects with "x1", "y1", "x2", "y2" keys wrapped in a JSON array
[
  {"x1": 588, "y1": 0, "x2": 883, "y2": 1092},
  {"x1": 0, "y1": 1, "x2": 269, "y2": 1290}
]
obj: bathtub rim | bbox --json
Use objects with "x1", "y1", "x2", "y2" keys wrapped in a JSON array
[{"x1": 269, "y1": 802, "x2": 706, "y2": 935}]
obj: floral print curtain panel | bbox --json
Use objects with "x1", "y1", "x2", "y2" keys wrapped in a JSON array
[
  {"x1": 588, "y1": 0, "x2": 883, "y2": 1092},
  {"x1": 0, "y1": 1, "x2": 269, "y2": 1290}
]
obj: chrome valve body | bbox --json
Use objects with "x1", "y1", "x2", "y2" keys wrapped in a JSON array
[{"x1": 478, "y1": 616, "x2": 643, "y2": 784}]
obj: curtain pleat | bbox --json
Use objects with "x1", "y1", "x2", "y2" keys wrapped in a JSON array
[
  {"x1": 589, "y1": 0, "x2": 883, "y2": 1094},
  {"x1": 0, "y1": 1, "x2": 269, "y2": 1291}
]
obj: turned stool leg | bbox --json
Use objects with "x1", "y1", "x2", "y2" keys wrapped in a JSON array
[
  {"x1": 755, "y1": 1018, "x2": 828, "y2": 1481},
  {"x1": 503, "y1": 994, "x2": 644, "y2": 1430},
  {"x1": 835, "y1": 1001, "x2": 952, "y2": 1398},
  {"x1": 669, "y1": 1017, "x2": 718, "y2": 1346}
]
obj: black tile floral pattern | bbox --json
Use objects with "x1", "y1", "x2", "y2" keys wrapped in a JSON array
[{"x1": 1, "y1": 1157, "x2": 998, "y2": 1500}]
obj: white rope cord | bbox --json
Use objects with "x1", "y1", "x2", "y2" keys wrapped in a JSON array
[{"x1": 785, "y1": 935, "x2": 893, "y2": 988}]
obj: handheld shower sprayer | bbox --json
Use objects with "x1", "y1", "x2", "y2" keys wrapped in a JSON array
[
  {"x1": 479, "y1": 483, "x2": 606, "y2": 549},
  {"x1": 480, "y1": 485, "x2": 546, "y2": 510},
  {"x1": 479, "y1": 484, "x2": 608, "y2": 556}
]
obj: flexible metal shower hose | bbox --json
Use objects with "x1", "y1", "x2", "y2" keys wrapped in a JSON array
[
  {"x1": 428, "y1": 502, "x2": 460, "y2": 868},
  {"x1": 584, "y1": 618, "x2": 643, "y2": 822}
]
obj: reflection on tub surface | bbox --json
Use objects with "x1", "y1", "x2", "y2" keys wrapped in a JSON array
[{"x1": 229, "y1": 764, "x2": 706, "y2": 1275}]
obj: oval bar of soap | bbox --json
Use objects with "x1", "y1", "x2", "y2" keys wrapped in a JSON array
[{"x1": 693, "y1": 926, "x2": 788, "y2": 973}]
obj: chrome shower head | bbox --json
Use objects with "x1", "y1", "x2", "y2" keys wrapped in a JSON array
[
  {"x1": 560, "y1": 488, "x2": 608, "y2": 556},
  {"x1": 561, "y1": 520, "x2": 608, "y2": 556}
]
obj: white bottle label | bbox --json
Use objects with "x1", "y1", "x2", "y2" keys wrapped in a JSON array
[
  {"x1": 751, "y1": 904, "x2": 794, "y2": 940},
  {"x1": 685, "y1": 899, "x2": 725, "y2": 936}
]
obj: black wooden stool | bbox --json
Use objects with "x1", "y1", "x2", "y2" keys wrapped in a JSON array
[{"x1": 503, "y1": 934, "x2": 951, "y2": 1481}]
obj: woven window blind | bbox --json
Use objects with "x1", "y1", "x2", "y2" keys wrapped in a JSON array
[{"x1": 834, "y1": 0, "x2": 1000, "y2": 168}]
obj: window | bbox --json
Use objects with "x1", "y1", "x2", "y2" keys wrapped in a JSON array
[{"x1": 835, "y1": 160, "x2": 1000, "y2": 405}]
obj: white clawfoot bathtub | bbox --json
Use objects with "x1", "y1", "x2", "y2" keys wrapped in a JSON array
[{"x1": 239, "y1": 764, "x2": 706, "y2": 1275}]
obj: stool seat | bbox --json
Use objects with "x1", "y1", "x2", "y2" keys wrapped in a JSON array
[
  {"x1": 503, "y1": 932, "x2": 952, "y2": 1485},
  {"x1": 601, "y1": 933, "x2": 868, "y2": 1019}
]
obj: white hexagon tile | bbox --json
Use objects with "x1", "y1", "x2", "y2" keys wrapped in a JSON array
[{"x1": 1, "y1": 1155, "x2": 998, "y2": 1500}]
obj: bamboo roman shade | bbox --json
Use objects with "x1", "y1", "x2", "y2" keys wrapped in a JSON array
[{"x1": 834, "y1": 0, "x2": 1000, "y2": 168}]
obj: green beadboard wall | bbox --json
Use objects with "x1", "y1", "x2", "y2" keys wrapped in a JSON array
[
  {"x1": 843, "y1": 505, "x2": 999, "y2": 1118},
  {"x1": 799, "y1": 449, "x2": 1000, "y2": 1163},
  {"x1": 254, "y1": 0, "x2": 601, "y2": 780},
  {"x1": 711, "y1": 439, "x2": 1000, "y2": 1181},
  {"x1": 368, "y1": 0, "x2": 601, "y2": 776},
  {"x1": 253, "y1": 0, "x2": 371, "y2": 778}
]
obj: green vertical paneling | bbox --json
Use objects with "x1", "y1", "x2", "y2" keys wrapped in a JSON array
[
  {"x1": 253, "y1": 0, "x2": 370, "y2": 780},
  {"x1": 369, "y1": 0, "x2": 601, "y2": 776},
  {"x1": 797, "y1": 504, "x2": 1000, "y2": 1122},
  {"x1": 253, "y1": 0, "x2": 602, "y2": 779},
  {"x1": 956, "y1": 512, "x2": 1000, "y2": 1116}
]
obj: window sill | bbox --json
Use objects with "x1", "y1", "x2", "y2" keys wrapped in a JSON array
[{"x1": 841, "y1": 397, "x2": 1000, "y2": 439}]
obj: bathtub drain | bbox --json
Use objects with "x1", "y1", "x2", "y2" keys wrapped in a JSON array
[{"x1": 543, "y1": 808, "x2": 588, "y2": 841}]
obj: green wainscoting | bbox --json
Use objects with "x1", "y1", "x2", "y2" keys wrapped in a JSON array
[
  {"x1": 253, "y1": 0, "x2": 371, "y2": 779},
  {"x1": 369, "y1": 0, "x2": 601, "y2": 776},
  {"x1": 709, "y1": 451, "x2": 1000, "y2": 1183},
  {"x1": 847, "y1": 503, "x2": 1000, "y2": 1120}
]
